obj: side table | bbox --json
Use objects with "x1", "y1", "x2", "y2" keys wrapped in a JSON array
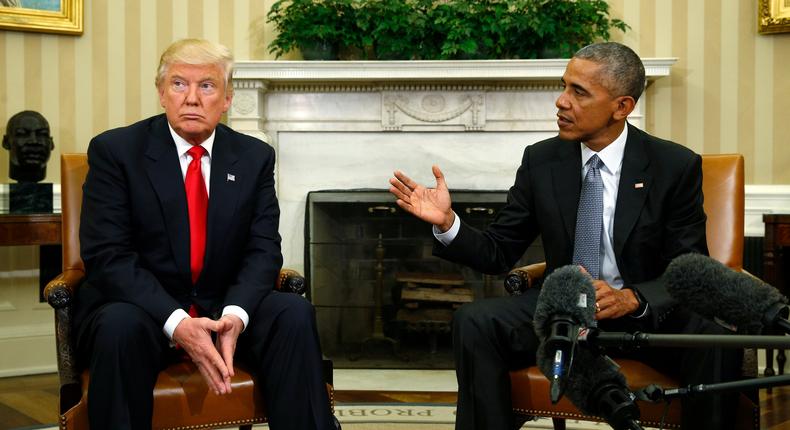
[
  {"x1": 0, "y1": 213, "x2": 61, "y2": 246},
  {"x1": 0, "y1": 213, "x2": 62, "y2": 300}
]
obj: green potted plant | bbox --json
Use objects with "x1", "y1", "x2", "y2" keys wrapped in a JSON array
[
  {"x1": 529, "y1": 0, "x2": 628, "y2": 58},
  {"x1": 356, "y1": 0, "x2": 439, "y2": 60},
  {"x1": 432, "y1": 0, "x2": 627, "y2": 59},
  {"x1": 431, "y1": 0, "x2": 525, "y2": 59},
  {"x1": 267, "y1": 0, "x2": 358, "y2": 60},
  {"x1": 266, "y1": 0, "x2": 629, "y2": 60}
]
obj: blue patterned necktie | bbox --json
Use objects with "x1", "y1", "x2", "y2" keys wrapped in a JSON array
[{"x1": 573, "y1": 155, "x2": 604, "y2": 279}]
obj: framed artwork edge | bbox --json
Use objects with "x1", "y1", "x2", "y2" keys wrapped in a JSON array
[
  {"x1": 0, "y1": 0, "x2": 83, "y2": 36},
  {"x1": 758, "y1": 0, "x2": 790, "y2": 34}
]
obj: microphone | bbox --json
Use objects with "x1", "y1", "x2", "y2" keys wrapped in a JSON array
[
  {"x1": 533, "y1": 265, "x2": 643, "y2": 429},
  {"x1": 533, "y1": 265, "x2": 597, "y2": 403},
  {"x1": 665, "y1": 253, "x2": 790, "y2": 334}
]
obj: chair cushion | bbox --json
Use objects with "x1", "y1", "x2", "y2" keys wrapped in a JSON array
[
  {"x1": 151, "y1": 361, "x2": 266, "y2": 429},
  {"x1": 61, "y1": 361, "x2": 294, "y2": 430}
]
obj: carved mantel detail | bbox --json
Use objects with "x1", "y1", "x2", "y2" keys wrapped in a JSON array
[{"x1": 382, "y1": 92, "x2": 485, "y2": 131}]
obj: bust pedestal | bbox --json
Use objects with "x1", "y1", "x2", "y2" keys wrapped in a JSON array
[{"x1": 10, "y1": 182, "x2": 53, "y2": 214}]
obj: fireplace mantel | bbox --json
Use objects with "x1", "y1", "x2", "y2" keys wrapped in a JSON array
[
  {"x1": 233, "y1": 58, "x2": 677, "y2": 82},
  {"x1": 228, "y1": 59, "x2": 676, "y2": 272}
]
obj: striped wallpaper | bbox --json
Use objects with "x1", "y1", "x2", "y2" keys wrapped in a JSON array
[{"x1": 0, "y1": 0, "x2": 788, "y2": 184}]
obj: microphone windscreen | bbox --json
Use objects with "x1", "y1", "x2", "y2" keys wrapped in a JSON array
[
  {"x1": 665, "y1": 253, "x2": 787, "y2": 333},
  {"x1": 533, "y1": 265, "x2": 597, "y2": 339}
]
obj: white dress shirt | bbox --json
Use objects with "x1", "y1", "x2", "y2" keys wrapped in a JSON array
[{"x1": 162, "y1": 124, "x2": 249, "y2": 341}]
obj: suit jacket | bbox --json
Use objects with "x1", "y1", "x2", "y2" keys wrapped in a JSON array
[
  {"x1": 436, "y1": 123, "x2": 708, "y2": 328},
  {"x1": 75, "y1": 114, "x2": 283, "y2": 329}
]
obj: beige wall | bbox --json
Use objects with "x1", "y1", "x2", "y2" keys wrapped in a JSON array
[{"x1": 0, "y1": 0, "x2": 788, "y2": 184}]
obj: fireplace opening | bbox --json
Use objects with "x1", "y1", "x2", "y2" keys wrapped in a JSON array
[{"x1": 306, "y1": 190, "x2": 544, "y2": 369}]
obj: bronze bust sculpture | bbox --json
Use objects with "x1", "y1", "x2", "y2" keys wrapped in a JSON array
[{"x1": 3, "y1": 110, "x2": 55, "y2": 183}]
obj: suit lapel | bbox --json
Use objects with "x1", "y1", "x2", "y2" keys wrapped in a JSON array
[
  {"x1": 613, "y1": 124, "x2": 651, "y2": 257},
  {"x1": 552, "y1": 140, "x2": 582, "y2": 242},
  {"x1": 203, "y1": 127, "x2": 241, "y2": 278},
  {"x1": 144, "y1": 117, "x2": 191, "y2": 281}
]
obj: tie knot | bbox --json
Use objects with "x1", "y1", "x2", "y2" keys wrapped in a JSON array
[
  {"x1": 187, "y1": 145, "x2": 206, "y2": 161},
  {"x1": 587, "y1": 154, "x2": 603, "y2": 170}
]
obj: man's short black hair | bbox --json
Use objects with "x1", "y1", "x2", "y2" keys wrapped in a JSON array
[{"x1": 573, "y1": 42, "x2": 646, "y2": 102}]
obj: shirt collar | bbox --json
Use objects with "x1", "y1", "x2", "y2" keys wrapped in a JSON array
[
  {"x1": 167, "y1": 123, "x2": 215, "y2": 159},
  {"x1": 579, "y1": 125, "x2": 628, "y2": 174}
]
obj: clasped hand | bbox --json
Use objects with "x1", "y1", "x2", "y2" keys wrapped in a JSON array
[
  {"x1": 592, "y1": 280, "x2": 640, "y2": 320},
  {"x1": 172, "y1": 314, "x2": 244, "y2": 395}
]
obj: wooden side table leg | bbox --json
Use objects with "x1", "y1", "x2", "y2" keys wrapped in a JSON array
[{"x1": 763, "y1": 246, "x2": 778, "y2": 382}]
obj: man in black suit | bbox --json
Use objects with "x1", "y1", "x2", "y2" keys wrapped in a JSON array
[
  {"x1": 389, "y1": 42, "x2": 741, "y2": 430},
  {"x1": 76, "y1": 39, "x2": 337, "y2": 430}
]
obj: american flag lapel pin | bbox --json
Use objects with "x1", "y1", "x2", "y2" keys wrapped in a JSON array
[
  {"x1": 227, "y1": 173, "x2": 235, "y2": 182},
  {"x1": 634, "y1": 182, "x2": 644, "y2": 189}
]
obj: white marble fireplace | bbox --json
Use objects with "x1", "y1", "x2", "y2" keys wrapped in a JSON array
[{"x1": 228, "y1": 59, "x2": 676, "y2": 273}]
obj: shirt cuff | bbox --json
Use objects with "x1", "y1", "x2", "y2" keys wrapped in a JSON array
[
  {"x1": 222, "y1": 305, "x2": 249, "y2": 332},
  {"x1": 163, "y1": 308, "x2": 190, "y2": 341},
  {"x1": 433, "y1": 211, "x2": 461, "y2": 246}
]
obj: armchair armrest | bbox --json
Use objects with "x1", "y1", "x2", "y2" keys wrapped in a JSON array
[
  {"x1": 504, "y1": 262, "x2": 546, "y2": 296},
  {"x1": 276, "y1": 268, "x2": 306, "y2": 295},
  {"x1": 45, "y1": 269, "x2": 85, "y2": 309},
  {"x1": 44, "y1": 269, "x2": 85, "y2": 412}
]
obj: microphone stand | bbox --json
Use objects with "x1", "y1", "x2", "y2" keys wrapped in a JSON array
[
  {"x1": 579, "y1": 327, "x2": 790, "y2": 351},
  {"x1": 638, "y1": 373, "x2": 790, "y2": 401},
  {"x1": 578, "y1": 327, "x2": 790, "y2": 408}
]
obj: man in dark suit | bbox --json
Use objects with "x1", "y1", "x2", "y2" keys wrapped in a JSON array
[
  {"x1": 389, "y1": 42, "x2": 741, "y2": 430},
  {"x1": 76, "y1": 39, "x2": 337, "y2": 430}
]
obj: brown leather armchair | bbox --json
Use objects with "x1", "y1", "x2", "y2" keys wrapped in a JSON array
[
  {"x1": 44, "y1": 153, "x2": 332, "y2": 430},
  {"x1": 504, "y1": 154, "x2": 759, "y2": 429}
]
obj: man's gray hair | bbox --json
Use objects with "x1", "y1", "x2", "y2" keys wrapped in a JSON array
[
  {"x1": 573, "y1": 42, "x2": 645, "y2": 102},
  {"x1": 155, "y1": 38, "x2": 234, "y2": 94}
]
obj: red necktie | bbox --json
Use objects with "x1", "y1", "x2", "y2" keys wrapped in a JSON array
[{"x1": 185, "y1": 145, "x2": 208, "y2": 285}]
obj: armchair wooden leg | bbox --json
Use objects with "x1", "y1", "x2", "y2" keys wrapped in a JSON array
[{"x1": 551, "y1": 417, "x2": 567, "y2": 430}]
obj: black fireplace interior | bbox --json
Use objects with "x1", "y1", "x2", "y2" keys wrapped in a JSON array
[{"x1": 306, "y1": 190, "x2": 544, "y2": 369}]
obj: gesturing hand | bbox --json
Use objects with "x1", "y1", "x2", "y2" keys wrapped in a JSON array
[
  {"x1": 172, "y1": 317, "x2": 232, "y2": 395},
  {"x1": 389, "y1": 165, "x2": 455, "y2": 231}
]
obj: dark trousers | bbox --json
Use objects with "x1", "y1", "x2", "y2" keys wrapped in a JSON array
[
  {"x1": 76, "y1": 291, "x2": 333, "y2": 430},
  {"x1": 451, "y1": 288, "x2": 743, "y2": 430}
]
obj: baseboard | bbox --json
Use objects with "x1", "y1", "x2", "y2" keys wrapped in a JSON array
[{"x1": 0, "y1": 324, "x2": 56, "y2": 377}]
